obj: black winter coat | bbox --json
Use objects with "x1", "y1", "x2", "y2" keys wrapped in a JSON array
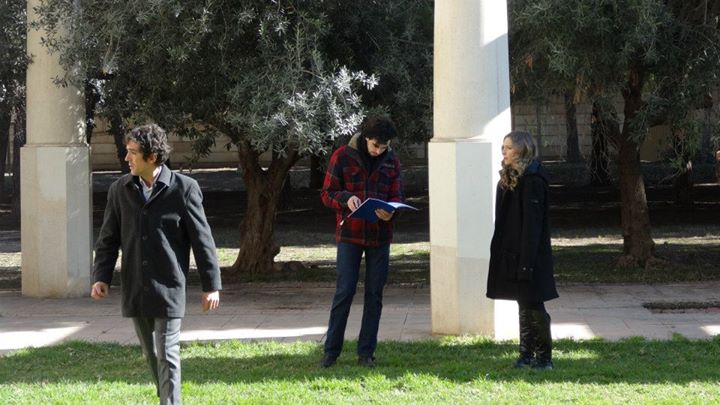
[
  {"x1": 486, "y1": 161, "x2": 558, "y2": 303},
  {"x1": 93, "y1": 166, "x2": 222, "y2": 318}
]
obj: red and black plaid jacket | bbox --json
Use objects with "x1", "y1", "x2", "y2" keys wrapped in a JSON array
[{"x1": 321, "y1": 134, "x2": 403, "y2": 247}]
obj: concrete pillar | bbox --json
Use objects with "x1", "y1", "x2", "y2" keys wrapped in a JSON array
[
  {"x1": 430, "y1": 0, "x2": 516, "y2": 338},
  {"x1": 22, "y1": 1, "x2": 91, "y2": 297}
]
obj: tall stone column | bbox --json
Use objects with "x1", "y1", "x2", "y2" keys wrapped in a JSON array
[
  {"x1": 22, "y1": 1, "x2": 91, "y2": 297},
  {"x1": 430, "y1": 0, "x2": 516, "y2": 338}
]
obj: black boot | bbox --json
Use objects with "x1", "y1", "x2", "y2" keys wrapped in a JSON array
[
  {"x1": 531, "y1": 310, "x2": 553, "y2": 370},
  {"x1": 514, "y1": 308, "x2": 536, "y2": 368}
]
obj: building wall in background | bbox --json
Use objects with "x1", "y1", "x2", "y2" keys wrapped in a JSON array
[{"x1": 54, "y1": 96, "x2": 717, "y2": 171}]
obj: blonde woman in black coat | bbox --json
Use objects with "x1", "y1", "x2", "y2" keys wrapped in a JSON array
[{"x1": 486, "y1": 131, "x2": 558, "y2": 370}]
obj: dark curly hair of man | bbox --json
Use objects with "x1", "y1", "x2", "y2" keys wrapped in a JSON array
[
  {"x1": 125, "y1": 124, "x2": 172, "y2": 165},
  {"x1": 360, "y1": 115, "x2": 398, "y2": 144}
]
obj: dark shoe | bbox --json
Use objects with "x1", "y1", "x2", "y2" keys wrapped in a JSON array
[
  {"x1": 513, "y1": 355, "x2": 535, "y2": 369},
  {"x1": 320, "y1": 354, "x2": 337, "y2": 368},
  {"x1": 532, "y1": 359, "x2": 554, "y2": 370},
  {"x1": 357, "y1": 356, "x2": 375, "y2": 368}
]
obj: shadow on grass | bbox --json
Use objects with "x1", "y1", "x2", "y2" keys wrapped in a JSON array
[{"x1": 2, "y1": 337, "x2": 720, "y2": 386}]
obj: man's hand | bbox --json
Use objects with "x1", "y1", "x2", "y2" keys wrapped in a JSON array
[
  {"x1": 202, "y1": 291, "x2": 220, "y2": 312},
  {"x1": 347, "y1": 196, "x2": 362, "y2": 211},
  {"x1": 375, "y1": 208, "x2": 394, "y2": 222},
  {"x1": 91, "y1": 281, "x2": 109, "y2": 300}
]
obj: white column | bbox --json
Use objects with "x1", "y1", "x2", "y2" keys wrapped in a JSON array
[
  {"x1": 430, "y1": 0, "x2": 516, "y2": 338},
  {"x1": 22, "y1": 1, "x2": 92, "y2": 297}
]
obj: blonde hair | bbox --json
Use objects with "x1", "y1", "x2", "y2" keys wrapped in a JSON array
[{"x1": 499, "y1": 131, "x2": 538, "y2": 191}]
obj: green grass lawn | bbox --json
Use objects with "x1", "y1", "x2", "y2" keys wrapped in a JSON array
[{"x1": 2, "y1": 337, "x2": 720, "y2": 404}]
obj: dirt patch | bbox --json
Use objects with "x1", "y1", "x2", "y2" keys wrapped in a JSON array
[{"x1": 643, "y1": 301, "x2": 720, "y2": 314}]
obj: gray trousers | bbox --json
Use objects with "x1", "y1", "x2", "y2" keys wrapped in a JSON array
[{"x1": 132, "y1": 317, "x2": 182, "y2": 405}]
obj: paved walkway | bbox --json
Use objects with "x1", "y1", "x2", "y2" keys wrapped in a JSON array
[{"x1": 2, "y1": 281, "x2": 720, "y2": 356}]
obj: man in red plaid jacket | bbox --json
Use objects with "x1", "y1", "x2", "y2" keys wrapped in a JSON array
[{"x1": 320, "y1": 115, "x2": 404, "y2": 368}]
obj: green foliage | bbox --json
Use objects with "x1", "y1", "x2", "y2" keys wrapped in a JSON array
[
  {"x1": 33, "y1": 0, "x2": 379, "y2": 160},
  {"x1": 31, "y1": 0, "x2": 436, "y2": 158},
  {"x1": 325, "y1": 0, "x2": 434, "y2": 145},
  {"x1": 510, "y1": 0, "x2": 720, "y2": 147},
  {"x1": 3, "y1": 339, "x2": 720, "y2": 403},
  {"x1": 0, "y1": 0, "x2": 27, "y2": 107}
]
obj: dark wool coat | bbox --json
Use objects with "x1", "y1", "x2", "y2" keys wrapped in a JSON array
[
  {"x1": 93, "y1": 166, "x2": 222, "y2": 318},
  {"x1": 321, "y1": 134, "x2": 403, "y2": 247},
  {"x1": 486, "y1": 161, "x2": 558, "y2": 303}
]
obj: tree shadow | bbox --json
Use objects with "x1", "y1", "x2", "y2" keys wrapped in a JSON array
[
  {"x1": 2, "y1": 338, "x2": 720, "y2": 386},
  {"x1": 0, "y1": 266, "x2": 20, "y2": 290},
  {"x1": 555, "y1": 242, "x2": 720, "y2": 283}
]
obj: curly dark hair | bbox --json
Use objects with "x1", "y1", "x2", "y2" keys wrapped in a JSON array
[
  {"x1": 360, "y1": 115, "x2": 398, "y2": 144},
  {"x1": 125, "y1": 124, "x2": 172, "y2": 165}
]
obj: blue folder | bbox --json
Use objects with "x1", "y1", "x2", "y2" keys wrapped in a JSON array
[{"x1": 346, "y1": 198, "x2": 418, "y2": 222}]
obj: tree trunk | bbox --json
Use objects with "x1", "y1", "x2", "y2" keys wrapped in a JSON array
[
  {"x1": 309, "y1": 154, "x2": 325, "y2": 189},
  {"x1": 278, "y1": 171, "x2": 295, "y2": 211},
  {"x1": 617, "y1": 137, "x2": 655, "y2": 266},
  {"x1": 226, "y1": 141, "x2": 300, "y2": 277},
  {"x1": 672, "y1": 168, "x2": 693, "y2": 207},
  {"x1": 617, "y1": 71, "x2": 655, "y2": 267},
  {"x1": 11, "y1": 100, "x2": 26, "y2": 218},
  {"x1": 671, "y1": 129, "x2": 694, "y2": 208},
  {"x1": 84, "y1": 79, "x2": 101, "y2": 145},
  {"x1": 0, "y1": 107, "x2": 11, "y2": 203},
  {"x1": 589, "y1": 101, "x2": 612, "y2": 186},
  {"x1": 534, "y1": 100, "x2": 543, "y2": 159},
  {"x1": 109, "y1": 113, "x2": 130, "y2": 173},
  {"x1": 564, "y1": 91, "x2": 581, "y2": 163},
  {"x1": 700, "y1": 106, "x2": 714, "y2": 164}
]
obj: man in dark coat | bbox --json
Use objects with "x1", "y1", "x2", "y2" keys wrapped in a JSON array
[
  {"x1": 91, "y1": 124, "x2": 221, "y2": 404},
  {"x1": 319, "y1": 115, "x2": 403, "y2": 368},
  {"x1": 486, "y1": 131, "x2": 558, "y2": 370}
]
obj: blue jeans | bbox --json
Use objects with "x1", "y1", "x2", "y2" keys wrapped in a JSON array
[{"x1": 324, "y1": 242, "x2": 390, "y2": 358}]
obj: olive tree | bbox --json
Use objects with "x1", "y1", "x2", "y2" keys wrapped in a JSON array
[
  {"x1": 0, "y1": 0, "x2": 27, "y2": 205},
  {"x1": 511, "y1": 0, "x2": 720, "y2": 266},
  {"x1": 34, "y1": 0, "x2": 378, "y2": 276}
]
